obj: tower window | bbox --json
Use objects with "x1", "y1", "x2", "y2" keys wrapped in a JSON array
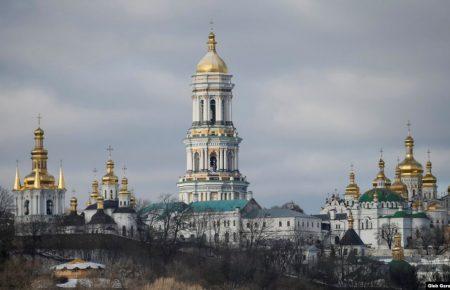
[
  {"x1": 210, "y1": 99, "x2": 216, "y2": 122},
  {"x1": 210, "y1": 153, "x2": 217, "y2": 172},
  {"x1": 24, "y1": 200, "x2": 30, "y2": 216},
  {"x1": 46, "y1": 200, "x2": 53, "y2": 215}
]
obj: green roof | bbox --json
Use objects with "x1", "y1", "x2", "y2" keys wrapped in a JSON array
[
  {"x1": 190, "y1": 199, "x2": 249, "y2": 213},
  {"x1": 359, "y1": 188, "x2": 404, "y2": 203},
  {"x1": 139, "y1": 202, "x2": 188, "y2": 216},
  {"x1": 382, "y1": 211, "x2": 429, "y2": 219}
]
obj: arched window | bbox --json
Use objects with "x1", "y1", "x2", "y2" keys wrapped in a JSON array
[
  {"x1": 233, "y1": 232, "x2": 237, "y2": 242},
  {"x1": 210, "y1": 99, "x2": 216, "y2": 122},
  {"x1": 210, "y1": 153, "x2": 217, "y2": 172},
  {"x1": 225, "y1": 232, "x2": 229, "y2": 243},
  {"x1": 214, "y1": 233, "x2": 219, "y2": 243},
  {"x1": 194, "y1": 152, "x2": 200, "y2": 172},
  {"x1": 130, "y1": 226, "x2": 134, "y2": 238},
  {"x1": 122, "y1": 226, "x2": 126, "y2": 236},
  {"x1": 227, "y1": 151, "x2": 233, "y2": 171},
  {"x1": 199, "y1": 100, "x2": 204, "y2": 122},
  {"x1": 24, "y1": 200, "x2": 30, "y2": 216},
  {"x1": 366, "y1": 220, "x2": 369, "y2": 229},
  {"x1": 46, "y1": 200, "x2": 53, "y2": 215},
  {"x1": 335, "y1": 236, "x2": 340, "y2": 244}
]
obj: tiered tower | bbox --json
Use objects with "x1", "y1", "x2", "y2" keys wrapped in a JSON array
[
  {"x1": 13, "y1": 122, "x2": 66, "y2": 218},
  {"x1": 398, "y1": 122, "x2": 423, "y2": 201},
  {"x1": 177, "y1": 32, "x2": 250, "y2": 203}
]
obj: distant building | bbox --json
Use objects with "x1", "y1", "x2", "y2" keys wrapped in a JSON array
[{"x1": 320, "y1": 128, "x2": 449, "y2": 249}]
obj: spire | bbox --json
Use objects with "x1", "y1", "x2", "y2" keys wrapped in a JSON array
[
  {"x1": 58, "y1": 160, "x2": 65, "y2": 190},
  {"x1": 13, "y1": 160, "x2": 21, "y2": 190},
  {"x1": 392, "y1": 232, "x2": 404, "y2": 261},
  {"x1": 34, "y1": 166, "x2": 41, "y2": 189}
]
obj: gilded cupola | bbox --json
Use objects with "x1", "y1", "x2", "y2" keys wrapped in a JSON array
[
  {"x1": 102, "y1": 159, "x2": 118, "y2": 185},
  {"x1": 372, "y1": 150, "x2": 391, "y2": 188},
  {"x1": 196, "y1": 32, "x2": 228, "y2": 74},
  {"x1": 22, "y1": 124, "x2": 56, "y2": 189},
  {"x1": 392, "y1": 233, "x2": 404, "y2": 261},
  {"x1": 70, "y1": 196, "x2": 78, "y2": 213},
  {"x1": 90, "y1": 179, "x2": 99, "y2": 202},
  {"x1": 422, "y1": 150, "x2": 437, "y2": 187},
  {"x1": 390, "y1": 159, "x2": 408, "y2": 199},
  {"x1": 398, "y1": 122, "x2": 423, "y2": 177},
  {"x1": 119, "y1": 176, "x2": 130, "y2": 196},
  {"x1": 345, "y1": 165, "x2": 360, "y2": 199}
]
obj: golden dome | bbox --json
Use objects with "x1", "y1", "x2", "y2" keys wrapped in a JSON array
[
  {"x1": 422, "y1": 160, "x2": 437, "y2": 186},
  {"x1": 22, "y1": 126, "x2": 56, "y2": 189},
  {"x1": 345, "y1": 169, "x2": 360, "y2": 198},
  {"x1": 390, "y1": 166, "x2": 408, "y2": 199},
  {"x1": 102, "y1": 159, "x2": 118, "y2": 185},
  {"x1": 372, "y1": 156, "x2": 391, "y2": 188},
  {"x1": 196, "y1": 32, "x2": 228, "y2": 74},
  {"x1": 398, "y1": 134, "x2": 423, "y2": 177},
  {"x1": 427, "y1": 201, "x2": 442, "y2": 211}
]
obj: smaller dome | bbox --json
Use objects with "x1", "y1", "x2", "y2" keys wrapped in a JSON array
[
  {"x1": 196, "y1": 32, "x2": 228, "y2": 74},
  {"x1": 359, "y1": 188, "x2": 404, "y2": 203},
  {"x1": 34, "y1": 127, "x2": 44, "y2": 136}
]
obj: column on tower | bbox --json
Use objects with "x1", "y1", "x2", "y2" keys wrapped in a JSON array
[
  {"x1": 186, "y1": 149, "x2": 193, "y2": 171},
  {"x1": 216, "y1": 97, "x2": 222, "y2": 122},
  {"x1": 203, "y1": 98, "x2": 209, "y2": 123}
]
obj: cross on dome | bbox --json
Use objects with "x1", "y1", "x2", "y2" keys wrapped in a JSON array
[
  {"x1": 106, "y1": 145, "x2": 114, "y2": 159},
  {"x1": 122, "y1": 165, "x2": 127, "y2": 176},
  {"x1": 407, "y1": 120, "x2": 411, "y2": 136},
  {"x1": 37, "y1": 113, "x2": 42, "y2": 127}
]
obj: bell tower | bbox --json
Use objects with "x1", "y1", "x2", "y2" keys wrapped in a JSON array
[{"x1": 177, "y1": 31, "x2": 250, "y2": 203}]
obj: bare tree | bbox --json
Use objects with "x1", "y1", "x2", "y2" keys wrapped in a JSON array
[
  {"x1": 378, "y1": 223, "x2": 399, "y2": 249},
  {"x1": 239, "y1": 215, "x2": 272, "y2": 250},
  {"x1": 0, "y1": 187, "x2": 14, "y2": 263}
]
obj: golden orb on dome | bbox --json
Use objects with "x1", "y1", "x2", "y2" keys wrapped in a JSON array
[{"x1": 196, "y1": 32, "x2": 228, "y2": 74}]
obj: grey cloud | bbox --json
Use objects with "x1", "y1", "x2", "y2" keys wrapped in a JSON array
[{"x1": 1, "y1": 1, "x2": 450, "y2": 211}]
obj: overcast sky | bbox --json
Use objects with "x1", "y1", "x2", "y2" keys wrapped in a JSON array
[{"x1": 1, "y1": 1, "x2": 450, "y2": 213}]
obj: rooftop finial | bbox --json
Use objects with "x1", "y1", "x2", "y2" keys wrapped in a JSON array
[
  {"x1": 122, "y1": 164, "x2": 127, "y2": 177},
  {"x1": 209, "y1": 19, "x2": 214, "y2": 32},
  {"x1": 407, "y1": 120, "x2": 411, "y2": 136},
  {"x1": 427, "y1": 148, "x2": 431, "y2": 161},
  {"x1": 106, "y1": 145, "x2": 114, "y2": 160},
  {"x1": 380, "y1": 148, "x2": 384, "y2": 159}
]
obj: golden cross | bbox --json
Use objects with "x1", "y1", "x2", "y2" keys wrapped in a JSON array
[
  {"x1": 209, "y1": 19, "x2": 214, "y2": 31},
  {"x1": 407, "y1": 120, "x2": 411, "y2": 135},
  {"x1": 122, "y1": 165, "x2": 127, "y2": 176},
  {"x1": 106, "y1": 145, "x2": 114, "y2": 159},
  {"x1": 37, "y1": 113, "x2": 42, "y2": 127}
]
